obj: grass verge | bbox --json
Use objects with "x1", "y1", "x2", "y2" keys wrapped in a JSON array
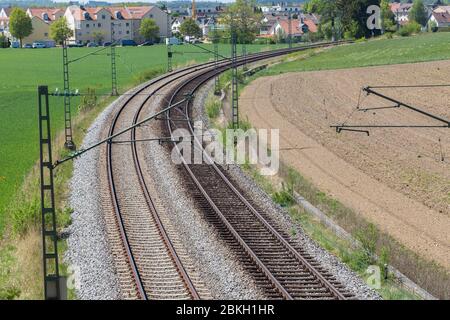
[{"x1": 0, "y1": 66, "x2": 168, "y2": 299}]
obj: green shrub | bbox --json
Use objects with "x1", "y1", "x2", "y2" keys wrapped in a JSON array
[
  {"x1": 78, "y1": 87, "x2": 97, "y2": 113},
  {"x1": 355, "y1": 223, "x2": 379, "y2": 265},
  {"x1": 134, "y1": 67, "x2": 165, "y2": 83},
  {"x1": 272, "y1": 182, "x2": 295, "y2": 207},
  {"x1": 398, "y1": 22, "x2": 421, "y2": 37},
  {"x1": 206, "y1": 95, "x2": 221, "y2": 119}
]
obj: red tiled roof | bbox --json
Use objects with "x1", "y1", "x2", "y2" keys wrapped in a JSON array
[
  {"x1": 68, "y1": 6, "x2": 105, "y2": 21},
  {"x1": 275, "y1": 19, "x2": 317, "y2": 35},
  {"x1": 28, "y1": 8, "x2": 63, "y2": 22},
  {"x1": 432, "y1": 11, "x2": 450, "y2": 24},
  {"x1": 107, "y1": 7, "x2": 132, "y2": 20},
  {"x1": 125, "y1": 6, "x2": 153, "y2": 19}
]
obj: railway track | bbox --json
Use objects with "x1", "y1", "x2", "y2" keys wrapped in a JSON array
[{"x1": 106, "y1": 41, "x2": 353, "y2": 300}]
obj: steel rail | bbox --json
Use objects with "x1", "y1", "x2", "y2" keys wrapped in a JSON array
[
  {"x1": 104, "y1": 41, "x2": 352, "y2": 299},
  {"x1": 104, "y1": 59, "x2": 228, "y2": 299},
  {"x1": 166, "y1": 41, "x2": 350, "y2": 300},
  {"x1": 103, "y1": 48, "x2": 290, "y2": 299}
]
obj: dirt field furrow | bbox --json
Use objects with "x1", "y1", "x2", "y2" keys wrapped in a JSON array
[{"x1": 240, "y1": 60, "x2": 450, "y2": 270}]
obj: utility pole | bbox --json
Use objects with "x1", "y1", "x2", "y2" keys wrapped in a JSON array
[
  {"x1": 110, "y1": 23, "x2": 118, "y2": 96},
  {"x1": 62, "y1": 42, "x2": 75, "y2": 150},
  {"x1": 38, "y1": 86, "x2": 63, "y2": 300},
  {"x1": 166, "y1": 10, "x2": 173, "y2": 72},
  {"x1": 288, "y1": 10, "x2": 292, "y2": 49},
  {"x1": 331, "y1": 15, "x2": 336, "y2": 42},
  {"x1": 241, "y1": 39, "x2": 247, "y2": 71},
  {"x1": 231, "y1": 26, "x2": 239, "y2": 131},
  {"x1": 213, "y1": 17, "x2": 220, "y2": 95},
  {"x1": 396, "y1": 9, "x2": 400, "y2": 31}
]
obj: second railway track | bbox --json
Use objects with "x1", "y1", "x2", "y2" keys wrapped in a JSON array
[{"x1": 105, "y1": 41, "x2": 353, "y2": 300}]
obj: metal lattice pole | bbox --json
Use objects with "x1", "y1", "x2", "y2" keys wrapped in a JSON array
[
  {"x1": 167, "y1": 44, "x2": 173, "y2": 73},
  {"x1": 38, "y1": 86, "x2": 62, "y2": 300},
  {"x1": 167, "y1": 11, "x2": 173, "y2": 73},
  {"x1": 231, "y1": 28, "x2": 239, "y2": 131},
  {"x1": 213, "y1": 19, "x2": 220, "y2": 95},
  {"x1": 110, "y1": 23, "x2": 118, "y2": 96},
  {"x1": 62, "y1": 43, "x2": 75, "y2": 150},
  {"x1": 241, "y1": 40, "x2": 247, "y2": 71}
]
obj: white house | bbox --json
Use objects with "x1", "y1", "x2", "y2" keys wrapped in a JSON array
[
  {"x1": 429, "y1": 7, "x2": 450, "y2": 29},
  {"x1": 0, "y1": 7, "x2": 12, "y2": 37},
  {"x1": 390, "y1": 2, "x2": 414, "y2": 25}
]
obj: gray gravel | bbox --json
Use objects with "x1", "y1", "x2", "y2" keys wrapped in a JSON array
[
  {"x1": 193, "y1": 79, "x2": 381, "y2": 300},
  {"x1": 65, "y1": 68, "x2": 380, "y2": 300},
  {"x1": 137, "y1": 88, "x2": 265, "y2": 300},
  {"x1": 64, "y1": 84, "x2": 148, "y2": 300}
]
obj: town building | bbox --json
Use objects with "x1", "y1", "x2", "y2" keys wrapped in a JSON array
[
  {"x1": 261, "y1": 2, "x2": 303, "y2": 14},
  {"x1": 0, "y1": 7, "x2": 12, "y2": 37},
  {"x1": 429, "y1": 6, "x2": 450, "y2": 30},
  {"x1": 64, "y1": 5, "x2": 170, "y2": 45},
  {"x1": 390, "y1": 2, "x2": 414, "y2": 25},
  {"x1": 23, "y1": 8, "x2": 63, "y2": 46}
]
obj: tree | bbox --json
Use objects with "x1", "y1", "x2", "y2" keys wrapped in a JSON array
[
  {"x1": 220, "y1": 0, "x2": 262, "y2": 44},
  {"x1": 9, "y1": 8, "x2": 32, "y2": 47},
  {"x1": 179, "y1": 18, "x2": 202, "y2": 39},
  {"x1": 50, "y1": 17, "x2": 73, "y2": 45},
  {"x1": 409, "y1": 0, "x2": 428, "y2": 27},
  {"x1": 0, "y1": 34, "x2": 9, "y2": 48},
  {"x1": 306, "y1": 0, "x2": 382, "y2": 39},
  {"x1": 380, "y1": 0, "x2": 395, "y2": 32},
  {"x1": 140, "y1": 18, "x2": 159, "y2": 42},
  {"x1": 92, "y1": 31, "x2": 105, "y2": 44}
]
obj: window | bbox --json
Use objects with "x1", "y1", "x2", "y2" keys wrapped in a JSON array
[
  {"x1": 102, "y1": 15, "x2": 106, "y2": 19},
  {"x1": 149, "y1": 14, "x2": 153, "y2": 18},
  {"x1": 126, "y1": 30, "x2": 129, "y2": 34},
  {"x1": 98, "y1": 23, "x2": 101, "y2": 27},
  {"x1": 86, "y1": 23, "x2": 89, "y2": 28},
  {"x1": 126, "y1": 22, "x2": 129, "y2": 27},
  {"x1": 44, "y1": 32, "x2": 48, "y2": 37}
]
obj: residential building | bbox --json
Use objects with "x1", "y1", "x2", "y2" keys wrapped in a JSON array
[
  {"x1": 0, "y1": 7, "x2": 12, "y2": 37},
  {"x1": 22, "y1": 8, "x2": 63, "y2": 46},
  {"x1": 261, "y1": 2, "x2": 303, "y2": 14},
  {"x1": 429, "y1": 6, "x2": 450, "y2": 29},
  {"x1": 262, "y1": 17, "x2": 317, "y2": 40},
  {"x1": 64, "y1": 5, "x2": 169, "y2": 45},
  {"x1": 65, "y1": 5, "x2": 113, "y2": 44},
  {"x1": 125, "y1": 6, "x2": 170, "y2": 44},
  {"x1": 390, "y1": 2, "x2": 414, "y2": 25}
]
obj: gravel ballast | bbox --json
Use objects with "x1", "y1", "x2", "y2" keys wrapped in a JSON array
[
  {"x1": 66, "y1": 68, "x2": 380, "y2": 300},
  {"x1": 65, "y1": 84, "x2": 149, "y2": 300},
  {"x1": 192, "y1": 79, "x2": 381, "y2": 300}
]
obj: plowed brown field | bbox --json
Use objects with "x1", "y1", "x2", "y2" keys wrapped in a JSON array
[{"x1": 240, "y1": 60, "x2": 450, "y2": 269}]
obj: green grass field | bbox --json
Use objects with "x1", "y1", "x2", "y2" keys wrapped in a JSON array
[
  {"x1": 1, "y1": 33, "x2": 450, "y2": 232},
  {"x1": 265, "y1": 32, "x2": 450, "y2": 74},
  {"x1": 0, "y1": 43, "x2": 281, "y2": 231}
]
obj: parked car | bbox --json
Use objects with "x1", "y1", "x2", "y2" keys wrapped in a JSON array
[
  {"x1": 68, "y1": 43, "x2": 84, "y2": 48},
  {"x1": 138, "y1": 41, "x2": 154, "y2": 47},
  {"x1": 103, "y1": 42, "x2": 112, "y2": 47},
  {"x1": 87, "y1": 42, "x2": 98, "y2": 47},
  {"x1": 165, "y1": 37, "x2": 180, "y2": 45},
  {"x1": 32, "y1": 42, "x2": 46, "y2": 48},
  {"x1": 23, "y1": 43, "x2": 32, "y2": 49},
  {"x1": 120, "y1": 39, "x2": 137, "y2": 47},
  {"x1": 10, "y1": 41, "x2": 20, "y2": 48}
]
